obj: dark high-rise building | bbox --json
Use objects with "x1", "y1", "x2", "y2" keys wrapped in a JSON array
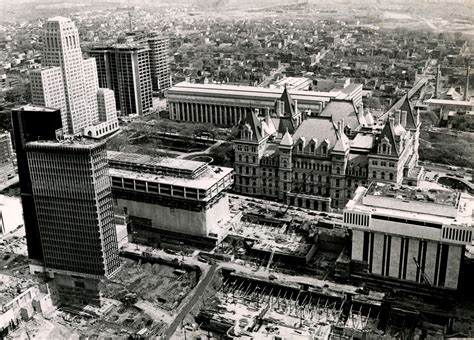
[
  {"x1": 11, "y1": 105, "x2": 63, "y2": 265},
  {"x1": 87, "y1": 42, "x2": 152, "y2": 116}
]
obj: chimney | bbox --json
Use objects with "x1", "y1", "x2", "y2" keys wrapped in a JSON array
[
  {"x1": 265, "y1": 108, "x2": 271, "y2": 125},
  {"x1": 435, "y1": 64, "x2": 441, "y2": 99},
  {"x1": 465, "y1": 59, "x2": 470, "y2": 101},
  {"x1": 394, "y1": 109, "x2": 401, "y2": 124},
  {"x1": 401, "y1": 110, "x2": 407, "y2": 127}
]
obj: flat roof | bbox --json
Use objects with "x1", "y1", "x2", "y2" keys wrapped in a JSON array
[
  {"x1": 425, "y1": 98, "x2": 473, "y2": 106},
  {"x1": 107, "y1": 151, "x2": 206, "y2": 173},
  {"x1": 26, "y1": 138, "x2": 104, "y2": 150},
  {"x1": 109, "y1": 165, "x2": 233, "y2": 191},
  {"x1": 167, "y1": 82, "x2": 349, "y2": 103},
  {"x1": 366, "y1": 182, "x2": 458, "y2": 207},
  {"x1": 17, "y1": 104, "x2": 58, "y2": 112}
]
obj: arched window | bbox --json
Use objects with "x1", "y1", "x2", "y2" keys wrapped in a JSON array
[
  {"x1": 322, "y1": 144, "x2": 328, "y2": 156},
  {"x1": 318, "y1": 175, "x2": 322, "y2": 182},
  {"x1": 317, "y1": 164, "x2": 320, "y2": 171},
  {"x1": 245, "y1": 155, "x2": 249, "y2": 163},
  {"x1": 389, "y1": 173, "x2": 394, "y2": 180},
  {"x1": 372, "y1": 171, "x2": 377, "y2": 179},
  {"x1": 382, "y1": 144, "x2": 387, "y2": 153}
]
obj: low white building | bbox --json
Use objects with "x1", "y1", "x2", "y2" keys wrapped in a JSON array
[
  {"x1": 0, "y1": 195, "x2": 23, "y2": 235},
  {"x1": 344, "y1": 182, "x2": 472, "y2": 290}
]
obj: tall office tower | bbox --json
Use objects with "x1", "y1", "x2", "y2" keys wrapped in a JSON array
[
  {"x1": 88, "y1": 43, "x2": 153, "y2": 116},
  {"x1": 38, "y1": 17, "x2": 93, "y2": 134},
  {"x1": 11, "y1": 105, "x2": 63, "y2": 265},
  {"x1": 25, "y1": 139, "x2": 120, "y2": 305},
  {"x1": 31, "y1": 17, "x2": 119, "y2": 138},
  {"x1": 146, "y1": 33, "x2": 171, "y2": 92},
  {"x1": 29, "y1": 67, "x2": 68, "y2": 129}
]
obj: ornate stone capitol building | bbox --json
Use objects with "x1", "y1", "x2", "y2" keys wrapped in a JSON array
[{"x1": 233, "y1": 87, "x2": 423, "y2": 211}]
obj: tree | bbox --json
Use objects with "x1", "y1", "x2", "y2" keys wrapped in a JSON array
[{"x1": 4, "y1": 84, "x2": 31, "y2": 104}]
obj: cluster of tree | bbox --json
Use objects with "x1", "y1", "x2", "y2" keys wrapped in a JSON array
[
  {"x1": 2, "y1": 84, "x2": 31, "y2": 105},
  {"x1": 208, "y1": 142, "x2": 234, "y2": 167},
  {"x1": 419, "y1": 138, "x2": 473, "y2": 168},
  {"x1": 450, "y1": 115, "x2": 474, "y2": 132}
]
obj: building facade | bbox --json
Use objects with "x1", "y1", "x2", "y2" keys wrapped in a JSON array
[
  {"x1": 25, "y1": 139, "x2": 120, "y2": 305},
  {"x1": 31, "y1": 17, "x2": 119, "y2": 138},
  {"x1": 11, "y1": 105, "x2": 63, "y2": 264},
  {"x1": 146, "y1": 33, "x2": 171, "y2": 92},
  {"x1": 166, "y1": 82, "x2": 363, "y2": 127},
  {"x1": 233, "y1": 90, "x2": 423, "y2": 211},
  {"x1": 87, "y1": 43, "x2": 153, "y2": 116},
  {"x1": 0, "y1": 131, "x2": 15, "y2": 184},
  {"x1": 344, "y1": 183, "x2": 472, "y2": 290},
  {"x1": 107, "y1": 151, "x2": 235, "y2": 247}
]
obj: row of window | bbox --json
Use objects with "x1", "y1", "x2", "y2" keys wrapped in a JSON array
[{"x1": 372, "y1": 160, "x2": 396, "y2": 167}]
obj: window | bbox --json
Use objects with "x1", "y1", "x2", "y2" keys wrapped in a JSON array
[
  {"x1": 298, "y1": 143, "x2": 303, "y2": 152},
  {"x1": 389, "y1": 173, "x2": 394, "y2": 180},
  {"x1": 322, "y1": 144, "x2": 327, "y2": 156},
  {"x1": 245, "y1": 155, "x2": 249, "y2": 163},
  {"x1": 336, "y1": 167, "x2": 341, "y2": 174},
  {"x1": 336, "y1": 179, "x2": 340, "y2": 187},
  {"x1": 372, "y1": 171, "x2": 377, "y2": 179},
  {"x1": 310, "y1": 144, "x2": 315, "y2": 153},
  {"x1": 381, "y1": 172, "x2": 385, "y2": 180},
  {"x1": 381, "y1": 161, "x2": 387, "y2": 167}
]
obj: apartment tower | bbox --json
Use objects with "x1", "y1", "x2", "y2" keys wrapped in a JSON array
[
  {"x1": 146, "y1": 33, "x2": 171, "y2": 92},
  {"x1": 87, "y1": 43, "x2": 153, "y2": 116}
]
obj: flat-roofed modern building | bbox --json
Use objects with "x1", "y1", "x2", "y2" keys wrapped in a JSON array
[
  {"x1": 108, "y1": 151, "x2": 235, "y2": 246},
  {"x1": 11, "y1": 105, "x2": 63, "y2": 264},
  {"x1": 87, "y1": 43, "x2": 153, "y2": 116},
  {"x1": 166, "y1": 82, "x2": 363, "y2": 127},
  {"x1": 344, "y1": 182, "x2": 473, "y2": 290},
  {"x1": 26, "y1": 139, "x2": 120, "y2": 305}
]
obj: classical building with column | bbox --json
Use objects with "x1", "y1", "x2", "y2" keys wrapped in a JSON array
[
  {"x1": 233, "y1": 89, "x2": 423, "y2": 211},
  {"x1": 344, "y1": 183, "x2": 472, "y2": 290},
  {"x1": 166, "y1": 81, "x2": 363, "y2": 127}
]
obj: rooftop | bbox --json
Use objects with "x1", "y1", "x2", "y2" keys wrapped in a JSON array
[
  {"x1": 167, "y1": 82, "x2": 350, "y2": 103},
  {"x1": 366, "y1": 182, "x2": 459, "y2": 207},
  {"x1": 17, "y1": 104, "x2": 58, "y2": 113},
  {"x1": 26, "y1": 138, "x2": 105, "y2": 150},
  {"x1": 109, "y1": 165, "x2": 233, "y2": 191},
  {"x1": 107, "y1": 151, "x2": 206, "y2": 174}
]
